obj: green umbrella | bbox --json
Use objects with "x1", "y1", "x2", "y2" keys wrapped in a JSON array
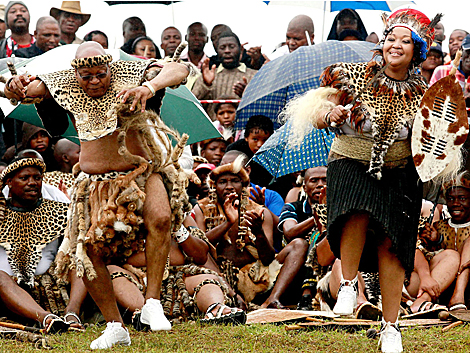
[{"x1": 0, "y1": 45, "x2": 220, "y2": 145}]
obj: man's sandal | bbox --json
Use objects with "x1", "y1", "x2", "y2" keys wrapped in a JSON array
[
  {"x1": 63, "y1": 312, "x2": 85, "y2": 331},
  {"x1": 200, "y1": 303, "x2": 247, "y2": 325},
  {"x1": 42, "y1": 313, "x2": 69, "y2": 334},
  {"x1": 401, "y1": 301, "x2": 447, "y2": 319},
  {"x1": 449, "y1": 303, "x2": 467, "y2": 311}
]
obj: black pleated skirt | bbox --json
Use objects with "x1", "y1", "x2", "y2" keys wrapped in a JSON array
[{"x1": 326, "y1": 158, "x2": 422, "y2": 272}]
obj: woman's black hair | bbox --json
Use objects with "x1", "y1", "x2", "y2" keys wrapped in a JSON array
[{"x1": 84, "y1": 30, "x2": 109, "y2": 47}]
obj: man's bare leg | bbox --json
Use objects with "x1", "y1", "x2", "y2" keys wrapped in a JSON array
[
  {"x1": 261, "y1": 238, "x2": 308, "y2": 308},
  {"x1": 143, "y1": 173, "x2": 171, "y2": 300},
  {"x1": 449, "y1": 239, "x2": 470, "y2": 308},
  {"x1": 140, "y1": 173, "x2": 172, "y2": 330},
  {"x1": 406, "y1": 249, "x2": 459, "y2": 312},
  {"x1": 82, "y1": 246, "x2": 124, "y2": 325},
  {"x1": 64, "y1": 270, "x2": 88, "y2": 329},
  {"x1": 0, "y1": 271, "x2": 50, "y2": 325}
]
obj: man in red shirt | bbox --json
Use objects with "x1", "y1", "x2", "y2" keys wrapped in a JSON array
[{"x1": 0, "y1": 1, "x2": 35, "y2": 58}]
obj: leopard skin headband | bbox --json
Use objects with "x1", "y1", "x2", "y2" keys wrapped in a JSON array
[{"x1": 71, "y1": 54, "x2": 113, "y2": 69}]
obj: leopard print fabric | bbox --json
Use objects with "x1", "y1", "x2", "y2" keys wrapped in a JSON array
[
  {"x1": 37, "y1": 60, "x2": 152, "y2": 142},
  {"x1": 43, "y1": 170, "x2": 75, "y2": 190},
  {"x1": 0, "y1": 199, "x2": 68, "y2": 286},
  {"x1": 322, "y1": 61, "x2": 427, "y2": 179},
  {"x1": 71, "y1": 54, "x2": 113, "y2": 69}
]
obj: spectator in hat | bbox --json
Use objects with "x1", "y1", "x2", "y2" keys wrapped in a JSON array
[
  {"x1": 0, "y1": 1, "x2": 34, "y2": 58},
  {"x1": 14, "y1": 16, "x2": 60, "y2": 58},
  {"x1": 421, "y1": 42, "x2": 444, "y2": 83},
  {"x1": 50, "y1": 1, "x2": 90, "y2": 45}
]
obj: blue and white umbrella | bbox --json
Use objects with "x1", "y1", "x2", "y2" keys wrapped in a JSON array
[
  {"x1": 252, "y1": 119, "x2": 334, "y2": 178},
  {"x1": 235, "y1": 40, "x2": 376, "y2": 130}
]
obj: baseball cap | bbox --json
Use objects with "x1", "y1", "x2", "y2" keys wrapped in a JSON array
[
  {"x1": 194, "y1": 163, "x2": 216, "y2": 173},
  {"x1": 462, "y1": 35, "x2": 470, "y2": 51},
  {"x1": 428, "y1": 42, "x2": 443, "y2": 57}
]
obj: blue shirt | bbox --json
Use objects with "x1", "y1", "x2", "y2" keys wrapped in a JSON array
[{"x1": 250, "y1": 182, "x2": 284, "y2": 216}]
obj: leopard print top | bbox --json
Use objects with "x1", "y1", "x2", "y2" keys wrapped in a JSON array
[
  {"x1": 321, "y1": 61, "x2": 427, "y2": 178},
  {"x1": 37, "y1": 59, "x2": 152, "y2": 142},
  {"x1": 0, "y1": 199, "x2": 68, "y2": 286}
]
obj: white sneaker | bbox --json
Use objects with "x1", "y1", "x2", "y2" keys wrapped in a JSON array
[
  {"x1": 140, "y1": 298, "x2": 172, "y2": 331},
  {"x1": 90, "y1": 322, "x2": 131, "y2": 350},
  {"x1": 333, "y1": 284, "x2": 357, "y2": 316},
  {"x1": 379, "y1": 321, "x2": 403, "y2": 353}
]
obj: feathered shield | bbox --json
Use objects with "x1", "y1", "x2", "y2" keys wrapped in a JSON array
[{"x1": 412, "y1": 57, "x2": 468, "y2": 182}]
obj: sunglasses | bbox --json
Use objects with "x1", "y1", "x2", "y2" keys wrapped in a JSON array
[{"x1": 76, "y1": 67, "x2": 109, "y2": 82}]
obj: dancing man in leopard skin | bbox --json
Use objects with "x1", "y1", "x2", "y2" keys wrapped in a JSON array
[{"x1": 4, "y1": 41, "x2": 191, "y2": 349}]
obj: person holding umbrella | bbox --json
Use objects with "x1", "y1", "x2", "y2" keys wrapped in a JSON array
[{"x1": 284, "y1": 9, "x2": 443, "y2": 353}]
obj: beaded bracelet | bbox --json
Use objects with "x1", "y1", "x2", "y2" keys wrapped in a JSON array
[{"x1": 142, "y1": 81, "x2": 156, "y2": 96}]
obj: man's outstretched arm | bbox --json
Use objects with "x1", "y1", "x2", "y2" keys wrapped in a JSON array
[{"x1": 4, "y1": 75, "x2": 49, "y2": 101}]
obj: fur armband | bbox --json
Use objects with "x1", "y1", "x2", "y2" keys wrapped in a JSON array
[{"x1": 280, "y1": 86, "x2": 338, "y2": 148}]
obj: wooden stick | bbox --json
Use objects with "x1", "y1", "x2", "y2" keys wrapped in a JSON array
[
  {"x1": 285, "y1": 324, "x2": 304, "y2": 331},
  {"x1": 305, "y1": 317, "x2": 325, "y2": 322},
  {"x1": 333, "y1": 318, "x2": 373, "y2": 323},
  {"x1": 0, "y1": 321, "x2": 44, "y2": 334},
  {"x1": 442, "y1": 320, "x2": 464, "y2": 332}
]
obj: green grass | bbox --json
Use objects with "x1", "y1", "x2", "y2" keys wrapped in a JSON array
[{"x1": 1, "y1": 322, "x2": 469, "y2": 352}]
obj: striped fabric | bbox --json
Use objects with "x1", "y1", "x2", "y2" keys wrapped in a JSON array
[{"x1": 235, "y1": 40, "x2": 376, "y2": 130}]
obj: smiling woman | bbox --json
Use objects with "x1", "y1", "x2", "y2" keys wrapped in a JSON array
[{"x1": 284, "y1": 8, "x2": 443, "y2": 353}]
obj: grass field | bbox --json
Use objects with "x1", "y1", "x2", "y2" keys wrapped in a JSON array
[{"x1": 0, "y1": 322, "x2": 469, "y2": 352}]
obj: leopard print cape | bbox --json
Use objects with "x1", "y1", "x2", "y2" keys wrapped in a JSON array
[{"x1": 0, "y1": 199, "x2": 68, "y2": 286}]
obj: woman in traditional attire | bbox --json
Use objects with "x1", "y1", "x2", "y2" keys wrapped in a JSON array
[{"x1": 285, "y1": 9, "x2": 442, "y2": 353}]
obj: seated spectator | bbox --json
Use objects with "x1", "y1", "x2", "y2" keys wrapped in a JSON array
[
  {"x1": 84, "y1": 30, "x2": 108, "y2": 49},
  {"x1": 421, "y1": 42, "x2": 444, "y2": 83},
  {"x1": 222, "y1": 151, "x2": 284, "y2": 217},
  {"x1": 416, "y1": 172, "x2": 470, "y2": 311},
  {"x1": 226, "y1": 115, "x2": 274, "y2": 187},
  {"x1": 187, "y1": 162, "x2": 215, "y2": 207},
  {"x1": 4, "y1": 149, "x2": 70, "y2": 203},
  {"x1": 2, "y1": 123, "x2": 59, "y2": 171},
  {"x1": 327, "y1": 8, "x2": 368, "y2": 41},
  {"x1": 160, "y1": 26, "x2": 181, "y2": 57},
  {"x1": 199, "y1": 137, "x2": 229, "y2": 166},
  {"x1": 0, "y1": 157, "x2": 86, "y2": 332},
  {"x1": 192, "y1": 31, "x2": 257, "y2": 118},
  {"x1": 108, "y1": 215, "x2": 246, "y2": 327},
  {"x1": 50, "y1": 1, "x2": 90, "y2": 45},
  {"x1": 193, "y1": 156, "x2": 308, "y2": 309},
  {"x1": 14, "y1": 16, "x2": 60, "y2": 58},
  {"x1": 278, "y1": 167, "x2": 330, "y2": 309},
  {"x1": 43, "y1": 138, "x2": 80, "y2": 192}
]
